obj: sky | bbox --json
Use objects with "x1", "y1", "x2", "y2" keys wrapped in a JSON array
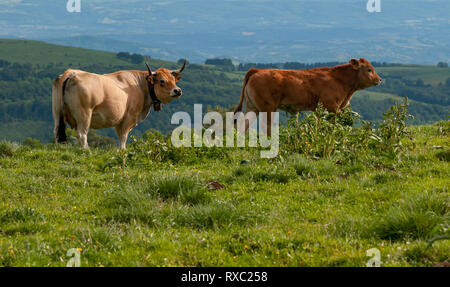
[{"x1": 0, "y1": 0, "x2": 449, "y2": 63}]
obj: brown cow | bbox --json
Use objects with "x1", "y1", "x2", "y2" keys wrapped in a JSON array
[
  {"x1": 52, "y1": 61, "x2": 186, "y2": 149},
  {"x1": 234, "y1": 58, "x2": 382, "y2": 135}
]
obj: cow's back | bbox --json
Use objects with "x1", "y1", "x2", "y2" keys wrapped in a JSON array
[
  {"x1": 245, "y1": 68, "x2": 334, "y2": 112},
  {"x1": 63, "y1": 71, "x2": 129, "y2": 129}
]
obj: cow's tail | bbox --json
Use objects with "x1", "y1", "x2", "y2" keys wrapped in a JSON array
[
  {"x1": 52, "y1": 74, "x2": 71, "y2": 143},
  {"x1": 234, "y1": 68, "x2": 259, "y2": 114}
]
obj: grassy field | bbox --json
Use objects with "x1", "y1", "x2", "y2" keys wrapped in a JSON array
[{"x1": 0, "y1": 110, "x2": 448, "y2": 266}]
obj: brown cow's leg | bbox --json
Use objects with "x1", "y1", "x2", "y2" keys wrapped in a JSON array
[
  {"x1": 325, "y1": 103, "x2": 339, "y2": 114},
  {"x1": 240, "y1": 92, "x2": 259, "y2": 134},
  {"x1": 243, "y1": 110, "x2": 259, "y2": 134},
  {"x1": 260, "y1": 110, "x2": 275, "y2": 137}
]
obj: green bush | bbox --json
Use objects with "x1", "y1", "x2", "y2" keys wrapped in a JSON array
[
  {"x1": 280, "y1": 98, "x2": 414, "y2": 162},
  {"x1": 0, "y1": 140, "x2": 17, "y2": 157},
  {"x1": 22, "y1": 137, "x2": 42, "y2": 148}
]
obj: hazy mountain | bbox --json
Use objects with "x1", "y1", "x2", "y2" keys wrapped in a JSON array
[{"x1": 0, "y1": 0, "x2": 449, "y2": 64}]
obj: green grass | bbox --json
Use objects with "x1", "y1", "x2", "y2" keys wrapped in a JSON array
[{"x1": 0, "y1": 122, "x2": 448, "y2": 267}]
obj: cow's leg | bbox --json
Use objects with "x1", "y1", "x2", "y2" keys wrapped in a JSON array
[
  {"x1": 260, "y1": 109, "x2": 276, "y2": 137},
  {"x1": 73, "y1": 109, "x2": 92, "y2": 149},
  {"x1": 239, "y1": 93, "x2": 259, "y2": 134},
  {"x1": 115, "y1": 117, "x2": 136, "y2": 150},
  {"x1": 115, "y1": 126, "x2": 130, "y2": 150},
  {"x1": 242, "y1": 109, "x2": 259, "y2": 134}
]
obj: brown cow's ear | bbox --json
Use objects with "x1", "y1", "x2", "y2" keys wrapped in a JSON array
[
  {"x1": 350, "y1": 58, "x2": 360, "y2": 70},
  {"x1": 172, "y1": 72, "x2": 182, "y2": 81},
  {"x1": 146, "y1": 75, "x2": 154, "y2": 85}
]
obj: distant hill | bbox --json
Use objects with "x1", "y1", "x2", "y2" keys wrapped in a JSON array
[
  {"x1": 0, "y1": 39, "x2": 172, "y2": 67},
  {"x1": 0, "y1": 39, "x2": 448, "y2": 143}
]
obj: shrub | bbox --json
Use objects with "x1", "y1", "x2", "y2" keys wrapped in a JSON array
[
  {"x1": 280, "y1": 98, "x2": 414, "y2": 162},
  {"x1": 22, "y1": 137, "x2": 42, "y2": 148},
  {"x1": 0, "y1": 140, "x2": 18, "y2": 157},
  {"x1": 370, "y1": 97, "x2": 414, "y2": 159}
]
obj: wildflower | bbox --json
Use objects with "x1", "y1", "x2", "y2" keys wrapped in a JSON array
[
  {"x1": 9, "y1": 249, "x2": 14, "y2": 255},
  {"x1": 244, "y1": 245, "x2": 249, "y2": 250},
  {"x1": 73, "y1": 206, "x2": 77, "y2": 210},
  {"x1": 5, "y1": 203, "x2": 8, "y2": 207},
  {"x1": 77, "y1": 248, "x2": 83, "y2": 252},
  {"x1": 50, "y1": 193, "x2": 55, "y2": 197}
]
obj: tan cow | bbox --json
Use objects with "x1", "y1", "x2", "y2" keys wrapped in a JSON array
[
  {"x1": 234, "y1": 58, "x2": 382, "y2": 135},
  {"x1": 52, "y1": 61, "x2": 186, "y2": 149}
]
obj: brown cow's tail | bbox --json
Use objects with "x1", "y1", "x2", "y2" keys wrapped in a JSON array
[
  {"x1": 52, "y1": 74, "x2": 70, "y2": 143},
  {"x1": 234, "y1": 68, "x2": 259, "y2": 114}
]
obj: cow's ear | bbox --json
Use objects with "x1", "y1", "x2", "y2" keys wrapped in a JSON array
[
  {"x1": 172, "y1": 72, "x2": 182, "y2": 81},
  {"x1": 350, "y1": 58, "x2": 360, "y2": 70},
  {"x1": 146, "y1": 74, "x2": 154, "y2": 85}
]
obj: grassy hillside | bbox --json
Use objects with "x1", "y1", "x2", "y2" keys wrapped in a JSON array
[
  {"x1": 0, "y1": 39, "x2": 173, "y2": 68},
  {"x1": 0, "y1": 39, "x2": 130, "y2": 67},
  {"x1": 376, "y1": 65, "x2": 450, "y2": 86},
  {"x1": 0, "y1": 39, "x2": 448, "y2": 144},
  {"x1": 0, "y1": 109, "x2": 448, "y2": 266}
]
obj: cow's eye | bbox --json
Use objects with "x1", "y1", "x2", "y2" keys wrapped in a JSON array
[
  {"x1": 160, "y1": 80, "x2": 166, "y2": 86},
  {"x1": 368, "y1": 68, "x2": 373, "y2": 73}
]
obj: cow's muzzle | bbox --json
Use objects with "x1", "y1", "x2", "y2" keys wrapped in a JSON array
[{"x1": 171, "y1": 88, "x2": 182, "y2": 97}]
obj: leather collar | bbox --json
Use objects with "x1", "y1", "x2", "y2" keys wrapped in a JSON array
[{"x1": 147, "y1": 79, "x2": 161, "y2": 111}]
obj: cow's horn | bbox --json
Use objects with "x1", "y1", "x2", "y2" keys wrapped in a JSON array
[
  {"x1": 174, "y1": 59, "x2": 186, "y2": 74},
  {"x1": 145, "y1": 62, "x2": 152, "y2": 75}
]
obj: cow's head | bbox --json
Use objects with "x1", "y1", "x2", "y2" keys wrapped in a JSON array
[
  {"x1": 145, "y1": 60, "x2": 186, "y2": 104},
  {"x1": 349, "y1": 58, "x2": 382, "y2": 89}
]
